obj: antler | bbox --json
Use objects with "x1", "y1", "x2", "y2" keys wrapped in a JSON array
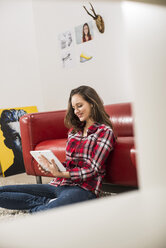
[
  {"x1": 83, "y1": 3, "x2": 98, "y2": 20},
  {"x1": 89, "y1": 3, "x2": 97, "y2": 18},
  {"x1": 83, "y1": 5, "x2": 96, "y2": 19},
  {"x1": 83, "y1": 2, "x2": 105, "y2": 33}
]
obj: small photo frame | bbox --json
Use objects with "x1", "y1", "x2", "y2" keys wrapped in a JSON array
[{"x1": 75, "y1": 21, "x2": 94, "y2": 45}]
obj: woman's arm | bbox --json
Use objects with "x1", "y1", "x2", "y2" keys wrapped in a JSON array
[{"x1": 68, "y1": 128, "x2": 115, "y2": 183}]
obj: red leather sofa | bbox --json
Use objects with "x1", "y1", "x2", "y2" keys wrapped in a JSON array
[{"x1": 20, "y1": 102, "x2": 138, "y2": 193}]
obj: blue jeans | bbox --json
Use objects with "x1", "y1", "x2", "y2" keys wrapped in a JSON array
[{"x1": 0, "y1": 184, "x2": 96, "y2": 213}]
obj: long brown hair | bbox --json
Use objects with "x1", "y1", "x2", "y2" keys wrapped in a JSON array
[
  {"x1": 82, "y1": 23, "x2": 92, "y2": 42},
  {"x1": 64, "y1": 85, "x2": 114, "y2": 133}
]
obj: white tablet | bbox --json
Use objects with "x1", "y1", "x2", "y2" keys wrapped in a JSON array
[{"x1": 30, "y1": 150, "x2": 66, "y2": 172}]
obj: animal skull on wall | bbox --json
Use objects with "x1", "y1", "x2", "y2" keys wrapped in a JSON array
[{"x1": 83, "y1": 3, "x2": 105, "y2": 33}]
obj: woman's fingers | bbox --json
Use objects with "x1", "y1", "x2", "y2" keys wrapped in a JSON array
[
  {"x1": 51, "y1": 159, "x2": 59, "y2": 171},
  {"x1": 37, "y1": 156, "x2": 60, "y2": 176},
  {"x1": 37, "y1": 163, "x2": 49, "y2": 174},
  {"x1": 51, "y1": 159, "x2": 56, "y2": 166}
]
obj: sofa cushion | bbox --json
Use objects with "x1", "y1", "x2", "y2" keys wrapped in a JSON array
[{"x1": 35, "y1": 139, "x2": 66, "y2": 162}]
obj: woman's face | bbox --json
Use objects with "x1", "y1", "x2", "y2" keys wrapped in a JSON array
[
  {"x1": 83, "y1": 25, "x2": 89, "y2": 35},
  {"x1": 71, "y1": 94, "x2": 92, "y2": 123}
]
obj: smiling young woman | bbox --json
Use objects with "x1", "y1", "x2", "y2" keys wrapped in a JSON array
[
  {"x1": 0, "y1": 85, "x2": 115, "y2": 213},
  {"x1": 71, "y1": 94, "x2": 94, "y2": 136},
  {"x1": 65, "y1": 85, "x2": 114, "y2": 133}
]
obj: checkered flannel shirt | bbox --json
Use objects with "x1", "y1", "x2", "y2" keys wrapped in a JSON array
[{"x1": 50, "y1": 122, "x2": 115, "y2": 197}]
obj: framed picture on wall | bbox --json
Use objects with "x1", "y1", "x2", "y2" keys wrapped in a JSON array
[
  {"x1": 0, "y1": 106, "x2": 38, "y2": 177},
  {"x1": 75, "y1": 21, "x2": 94, "y2": 45}
]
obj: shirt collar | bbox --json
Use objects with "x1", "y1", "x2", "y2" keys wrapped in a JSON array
[
  {"x1": 77, "y1": 122, "x2": 100, "y2": 136},
  {"x1": 87, "y1": 122, "x2": 100, "y2": 134}
]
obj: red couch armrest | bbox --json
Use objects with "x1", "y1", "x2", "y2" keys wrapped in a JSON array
[
  {"x1": 130, "y1": 146, "x2": 137, "y2": 168},
  {"x1": 20, "y1": 110, "x2": 68, "y2": 175},
  {"x1": 104, "y1": 137, "x2": 138, "y2": 187}
]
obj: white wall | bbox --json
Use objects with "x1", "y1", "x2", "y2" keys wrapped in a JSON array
[
  {"x1": 0, "y1": 0, "x2": 133, "y2": 112},
  {"x1": 32, "y1": 0, "x2": 133, "y2": 111},
  {"x1": 0, "y1": 0, "x2": 43, "y2": 110}
]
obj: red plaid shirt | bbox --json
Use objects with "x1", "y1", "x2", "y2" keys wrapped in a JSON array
[{"x1": 50, "y1": 123, "x2": 115, "y2": 196}]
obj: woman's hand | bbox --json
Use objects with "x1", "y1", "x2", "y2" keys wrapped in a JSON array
[
  {"x1": 37, "y1": 155, "x2": 70, "y2": 178},
  {"x1": 37, "y1": 155, "x2": 61, "y2": 177}
]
